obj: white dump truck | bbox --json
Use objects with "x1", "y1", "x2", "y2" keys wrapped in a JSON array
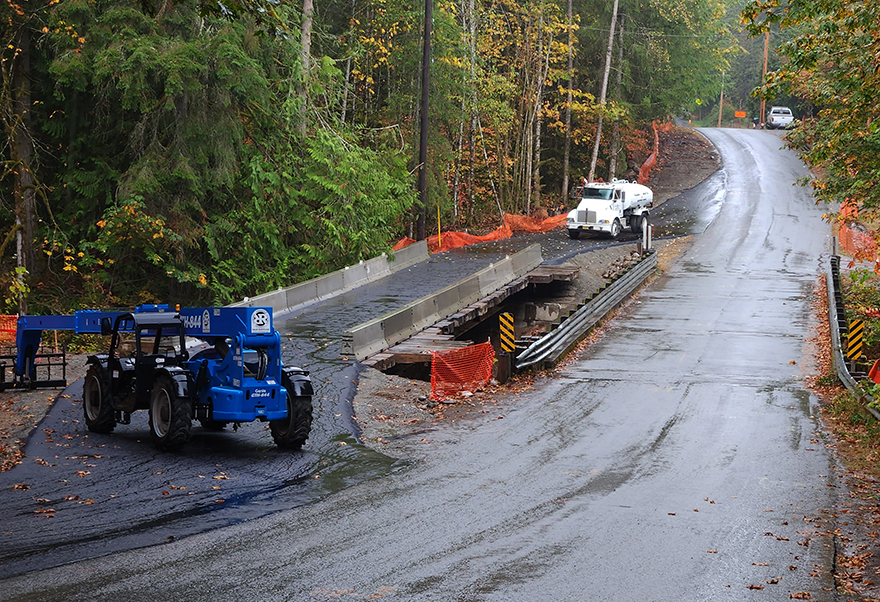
[{"x1": 566, "y1": 179, "x2": 653, "y2": 239}]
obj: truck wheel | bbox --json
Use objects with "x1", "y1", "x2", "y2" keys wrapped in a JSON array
[
  {"x1": 568, "y1": 229, "x2": 580, "y2": 240},
  {"x1": 83, "y1": 366, "x2": 115, "y2": 434},
  {"x1": 270, "y1": 374, "x2": 313, "y2": 449},
  {"x1": 149, "y1": 375, "x2": 192, "y2": 450},
  {"x1": 609, "y1": 219, "x2": 622, "y2": 239},
  {"x1": 630, "y1": 214, "x2": 645, "y2": 234}
]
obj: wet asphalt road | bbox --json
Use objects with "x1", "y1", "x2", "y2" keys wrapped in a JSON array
[{"x1": 0, "y1": 128, "x2": 838, "y2": 600}]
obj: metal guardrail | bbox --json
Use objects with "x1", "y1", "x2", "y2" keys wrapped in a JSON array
[
  {"x1": 826, "y1": 252, "x2": 880, "y2": 420},
  {"x1": 515, "y1": 250, "x2": 658, "y2": 370}
]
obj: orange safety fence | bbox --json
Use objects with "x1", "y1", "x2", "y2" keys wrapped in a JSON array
[
  {"x1": 430, "y1": 341, "x2": 495, "y2": 401},
  {"x1": 393, "y1": 213, "x2": 568, "y2": 254},
  {"x1": 838, "y1": 201, "x2": 878, "y2": 260},
  {"x1": 839, "y1": 223, "x2": 878, "y2": 259},
  {"x1": 638, "y1": 121, "x2": 661, "y2": 185},
  {"x1": 0, "y1": 314, "x2": 16, "y2": 343},
  {"x1": 504, "y1": 213, "x2": 568, "y2": 233}
]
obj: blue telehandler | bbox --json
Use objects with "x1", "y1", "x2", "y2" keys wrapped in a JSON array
[{"x1": 8, "y1": 305, "x2": 312, "y2": 451}]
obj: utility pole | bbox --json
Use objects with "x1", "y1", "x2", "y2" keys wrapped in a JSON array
[
  {"x1": 717, "y1": 72, "x2": 724, "y2": 128},
  {"x1": 588, "y1": 0, "x2": 619, "y2": 182},
  {"x1": 416, "y1": 0, "x2": 432, "y2": 240},
  {"x1": 760, "y1": 30, "x2": 769, "y2": 127}
]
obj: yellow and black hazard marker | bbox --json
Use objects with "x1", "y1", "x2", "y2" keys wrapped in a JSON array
[
  {"x1": 500, "y1": 312, "x2": 515, "y2": 353},
  {"x1": 846, "y1": 318, "x2": 865, "y2": 361}
]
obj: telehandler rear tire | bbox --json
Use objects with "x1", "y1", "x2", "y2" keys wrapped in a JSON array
[
  {"x1": 83, "y1": 366, "x2": 115, "y2": 434},
  {"x1": 270, "y1": 374, "x2": 313, "y2": 449},
  {"x1": 149, "y1": 374, "x2": 192, "y2": 450}
]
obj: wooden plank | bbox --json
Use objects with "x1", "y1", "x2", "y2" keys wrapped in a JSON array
[
  {"x1": 385, "y1": 351, "x2": 432, "y2": 364},
  {"x1": 363, "y1": 353, "x2": 396, "y2": 371}
]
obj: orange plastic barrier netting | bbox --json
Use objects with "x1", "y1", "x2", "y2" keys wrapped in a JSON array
[
  {"x1": 638, "y1": 121, "x2": 665, "y2": 185},
  {"x1": 837, "y1": 201, "x2": 878, "y2": 260},
  {"x1": 839, "y1": 223, "x2": 877, "y2": 259},
  {"x1": 394, "y1": 213, "x2": 568, "y2": 254},
  {"x1": 430, "y1": 341, "x2": 495, "y2": 401},
  {"x1": 0, "y1": 315, "x2": 16, "y2": 342},
  {"x1": 503, "y1": 213, "x2": 567, "y2": 233}
]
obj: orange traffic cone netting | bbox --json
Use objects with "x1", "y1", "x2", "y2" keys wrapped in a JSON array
[{"x1": 430, "y1": 341, "x2": 495, "y2": 401}]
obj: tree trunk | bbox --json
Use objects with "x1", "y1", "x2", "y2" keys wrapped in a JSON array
[
  {"x1": 560, "y1": 0, "x2": 574, "y2": 205},
  {"x1": 298, "y1": 0, "x2": 314, "y2": 137},
  {"x1": 341, "y1": 55, "x2": 351, "y2": 124},
  {"x1": 531, "y1": 12, "x2": 548, "y2": 215},
  {"x1": 12, "y1": 26, "x2": 36, "y2": 311},
  {"x1": 588, "y1": 0, "x2": 619, "y2": 182}
]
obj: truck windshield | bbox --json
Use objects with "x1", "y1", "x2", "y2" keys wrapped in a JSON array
[{"x1": 582, "y1": 188, "x2": 612, "y2": 200}]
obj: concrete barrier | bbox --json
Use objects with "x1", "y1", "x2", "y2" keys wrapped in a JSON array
[
  {"x1": 342, "y1": 244, "x2": 543, "y2": 360},
  {"x1": 232, "y1": 240, "x2": 430, "y2": 315}
]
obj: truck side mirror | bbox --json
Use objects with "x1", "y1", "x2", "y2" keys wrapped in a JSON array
[{"x1": 101, "y1": 317, "x2": 112, "y2": 336}]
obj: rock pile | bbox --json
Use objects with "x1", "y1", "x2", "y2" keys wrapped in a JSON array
[{"x1": 602, "y1": 251, "x2": 644, "y2": 280}]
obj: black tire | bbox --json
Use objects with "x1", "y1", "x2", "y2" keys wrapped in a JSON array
[
  {"x1": 568, "y1": 229, "x2": 580, "y2": 240},
  {"x1": 83, "y1": 366, "x2": 115, "y2": 433},
  {"x1": 609, "y1": 219, "x2": 622, "y2": 239},
  {"x1": 630, "y1": 214, "x2": 645, "y2": 234},
  {"x1": 270, "y1": 374, "x2": 313, "y2": 449},
  {"x1": 149, "y1": 374, "x2": 192, "y2": 450}
]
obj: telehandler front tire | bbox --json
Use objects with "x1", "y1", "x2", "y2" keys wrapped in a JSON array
[
  {"x1": 149, "y1": 374, "x2": 192, "y2": 451},
  {"x1": 83, "y1": 366, "x2": 115, "y2": 434},
  {"x1": 270, "y1": 374, "x2": 313, "y2": 450}
]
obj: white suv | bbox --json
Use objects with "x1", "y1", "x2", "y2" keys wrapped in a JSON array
[{"x1": 765, "y1": 106, "x2": 794, "y2": 130}]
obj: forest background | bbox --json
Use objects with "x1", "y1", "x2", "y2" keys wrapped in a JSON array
[{"x1": 2, "y1": 0, "x2": 865, "y2": 313}]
